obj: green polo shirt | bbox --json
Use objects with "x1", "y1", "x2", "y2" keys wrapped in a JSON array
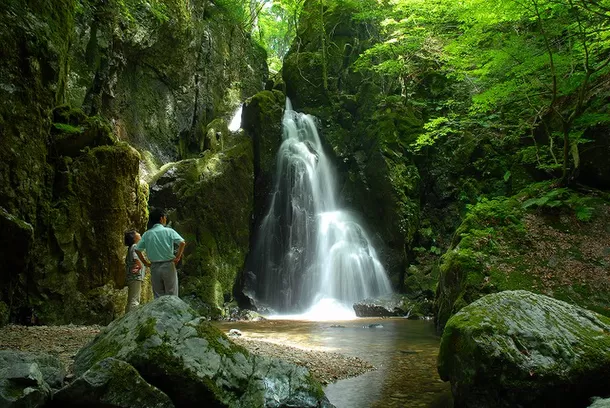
[{"x1": 136, "y1": 224, "x2": 185, "y2": 262}]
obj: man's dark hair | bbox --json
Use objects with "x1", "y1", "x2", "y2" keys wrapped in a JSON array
[
  {"x1": 124, "y1": 230, "x2": 137, "y2": 247},
  {"x1": 149, "y1": 208, "x2": 167, "y2": 224}
]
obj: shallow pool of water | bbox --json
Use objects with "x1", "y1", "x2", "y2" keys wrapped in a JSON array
[{"x1": 216, "y1": 318, "x2": 452, "y2": 408}]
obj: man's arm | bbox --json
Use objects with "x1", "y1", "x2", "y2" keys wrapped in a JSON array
[
  {"x1": 135, "y1": 250, "x2": 151, "y2": 268},
  {"x1": 173, "y1": 241, "x2": 186, "y2": 265}
]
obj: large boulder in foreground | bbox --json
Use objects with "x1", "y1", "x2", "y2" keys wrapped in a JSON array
[
  {"x1": 438, "y1": 290, "x2": 610, "y2": 407},
  {"x1": 74, "y1": 296, "x2": 333, "y2": 408},
  {"x1": 0, "y1": 350, "x2": 65, "y2": 389},
  {"x1": 589, "y1": 398, "x2": 610, "y2": 408},
  {"x1": 52, "y1": 358, "x2": 173, "y2": 408},
  {"x1": 0, "y1": 360, "x2": 52, "y2": 407}
]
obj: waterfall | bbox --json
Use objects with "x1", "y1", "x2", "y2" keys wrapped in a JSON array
[
  {"x1": 251, "y1": 98, "x2": 392, "y2": 318},
  {"x1": 228, "y1": 104, "x2": 243, "y2": 131}
]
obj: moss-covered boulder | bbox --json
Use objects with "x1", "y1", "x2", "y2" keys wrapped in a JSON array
[
  {"x1": 52, "y1": 358, "x2": 173, "y2": 408},
  {"x1": 438, "y1": 290, "x2": 610, "y2": 408},
  {"x1": 435, "y1": 188, "x2": 610, "y2": 331},
  {"x1": 74, "y1": 296, "x2": 333, "y2": 408},
  {"x1": 148, "y1": 135, "x2": 254, "y2": 317}
]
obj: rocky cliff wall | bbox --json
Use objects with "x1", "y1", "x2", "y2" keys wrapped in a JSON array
[
  {"x1": 0, "y1": 0, "x2": 267, "y2": 325},
  {"x1": 67, "y1": 0, "x2": 267, "y2": 166}
]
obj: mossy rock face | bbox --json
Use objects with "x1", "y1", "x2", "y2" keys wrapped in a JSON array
[
  {"x1": 1, "y1": 0, "x2": 265, "y2": 324},
  {"x1": 0, "y1": 0, "x2": 74, "y2": 224},
  {"x1": 438, "y1": 290, "x2": 610, "y2": 407},
  {"x1": 241, "y1": 90, "x2": 285, "y2": 224},
  {"x1": 74, "y1": 296, "x2": 333, "y2": 408},
  {"x1": 148, "y1": 136, "x2": 254, "y2": 316},
  {"x1": 282, "y1": 0, "x2": 375, "y2": 110},
  {"x1": 0, "y1": 0, "x2": 74, "y2": 318},
  {"x1": 0, "y1": 1, "x2": 150, "y2": 325},
  {"x1": 32, "y1": 138, "x2": 148, "y2": 324},
  {"x1": 52, "y1": 357, "x2": 174, "y2": 408},
  {"x1": 50, "y1": 106, "x2": 115, "y2": 158},
  {"x1": 435, "y1": 191, "x2": 610, "y2": 331},
  {"x1": 68, "y1": 0, "x2": 267, "y2": 163},
  {"x1": 282, "y1": 52, "x2": 328, "y2": 108}
]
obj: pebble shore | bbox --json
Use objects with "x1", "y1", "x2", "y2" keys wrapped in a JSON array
[{"x1": 0, "y1": 324, "x2": 374, "y2": 384}]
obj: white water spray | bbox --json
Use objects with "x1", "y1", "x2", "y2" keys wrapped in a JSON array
[
  {"x1": 228, "y1": 105, "x2": 243, "y2": 132},
  {"x1": 251, "y1": 99, "x2": 392, "y2": 319}
]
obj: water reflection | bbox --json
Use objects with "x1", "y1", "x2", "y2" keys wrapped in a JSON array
[{"x1": 215, "y1": 318, "x2": 452, "y2": 407}]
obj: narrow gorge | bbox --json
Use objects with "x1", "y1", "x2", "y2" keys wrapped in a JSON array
[{"x1": 1, "y1": 0, "x2": 610, "y2": 407}]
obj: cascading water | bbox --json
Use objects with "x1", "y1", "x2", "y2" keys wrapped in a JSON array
[
  {"x1": 251, "y1": 98, "x2": 392, "y2": 318},
  {"x1": 228, "y1": 104, "x2": 243, "y2": 132}
]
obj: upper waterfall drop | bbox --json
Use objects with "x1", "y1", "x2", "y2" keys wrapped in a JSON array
[
  {"x1": 228, "y1": 104, "x2": 243, "y2": 131},
  {"x1": 251, "y1": 98, "x2": 392, "y2": 319}
]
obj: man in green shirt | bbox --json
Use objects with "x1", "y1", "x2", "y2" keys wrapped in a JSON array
[{"x1": 135, "y1": 208, "x2": 186, "y2": 298}]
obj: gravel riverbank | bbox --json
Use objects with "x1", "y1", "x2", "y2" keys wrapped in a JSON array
[{"x1": 0, "y1": 324, "x2": 374, "y2": 384}]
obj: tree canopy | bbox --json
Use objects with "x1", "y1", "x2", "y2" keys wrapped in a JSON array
[{"x1": 355, "y1": 0, "x2": 610, "y2": 183}]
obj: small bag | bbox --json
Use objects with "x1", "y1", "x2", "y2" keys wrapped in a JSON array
[{"x1": 130, "y1": 262, "x2": 142, "y2": 274}]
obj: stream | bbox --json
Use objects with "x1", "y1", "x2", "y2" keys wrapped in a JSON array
[{"x1": 216, "y1": 318, "x2": 452, "y2": 408}]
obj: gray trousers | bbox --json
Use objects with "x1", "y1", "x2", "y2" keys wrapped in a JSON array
[
  {"x1": 125, "y1": 280, "x2": 142, "y2": 313},
  {"x1": 150, "y1": 261, "x2": 178, "y2": 298}
]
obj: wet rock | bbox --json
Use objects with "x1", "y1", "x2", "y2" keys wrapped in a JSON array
[
  {"x1": 0, "y1": 361, "x2": 52, "y2": 407},
  {"x1": 366, "y1": 324, "x2": 384, "y2": 329},
  {"x1": 353, "y1": 294, "x2": 413, "y2": 317},
  {"x1": 329, "y1": 325, "x2": 345, "y2": 328},
  {"x1": 52, "y1": 358, "x2": 173, "y2": 408},
  {"x1": 438, "y1": 290, "x2": 610, "y2": 408},
  {"x1": 589, "y1": 397, "x2": 610, "y2": 408},
  {"x1": 224, "y1": 305, "x2": 266, "y2": 322},
  {"x1": 74, "y1": 296, "x2": 334, "y2": 408},
  {"x1": 0, "y1": 350, "x2": 65, "y2": 389},
  {"x1": 228, "y1": 329, "x2": 242, "y2": 337}
]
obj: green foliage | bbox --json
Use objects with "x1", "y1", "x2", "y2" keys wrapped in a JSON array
[
  {"x1": 215, "y1": 0, "x2": 252, "y2": 28},
  {"x1": 256, "y1": 0, "x2": 304, "y2": 72},
  {"x1": 53, "y1": 123, "x2": 83, "y2": 134},
  {"x1": 348, "y1": 0, "x2": 610, "y2": 184},
  {"x1": 464, "y1": 197, "x2": 524, "y2": 228},
  {"x1": 521, "y1": 182, "x2": 597, "y2": 221}
]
